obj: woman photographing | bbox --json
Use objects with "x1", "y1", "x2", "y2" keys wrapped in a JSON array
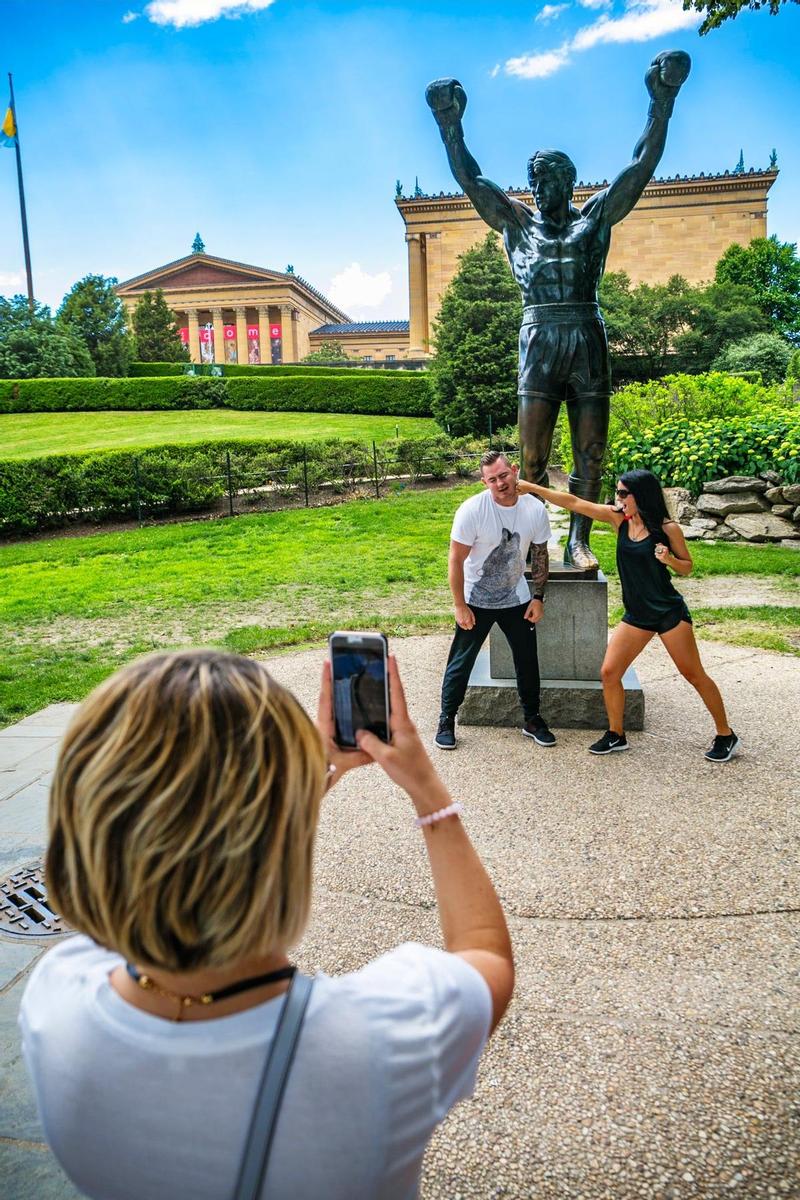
[
  {"x1": 20, "y1": 649, "x2": 514, "y2": 1199},
  {"x1": 517, "y1": 469, "x2": 739, "y2": 762}
]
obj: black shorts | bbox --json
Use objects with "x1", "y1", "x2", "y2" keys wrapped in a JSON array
[
  {"x1": 518, "y1": 317, "x2": 610, "y2": 400},
  {"x1": 622, "y1": 604, "x2": 693, "y2": 635}
]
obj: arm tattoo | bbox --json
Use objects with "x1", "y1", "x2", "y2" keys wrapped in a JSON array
[{"x1": 530, "y1": 542, "x2": 549, "y2": 594}]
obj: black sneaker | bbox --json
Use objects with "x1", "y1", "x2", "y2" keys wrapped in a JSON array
[
  {"x1": 704, "y1": 731, "x2": 739, "y2": 762},
  {"x1": 522, "y1": 716, "x2": 556, "y2": 746},
  {"x1": 434, "y1": 715, "x2": 456, "y2": 750},
  {"x1": 588, "y1": 730, "x2": 629, "y2": 755}
]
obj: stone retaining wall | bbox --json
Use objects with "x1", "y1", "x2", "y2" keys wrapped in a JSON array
[{"x1": 665, "y1": 475, "x2": 800, "y2": 546}]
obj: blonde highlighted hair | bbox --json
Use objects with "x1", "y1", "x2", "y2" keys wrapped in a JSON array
[{"x1": 46, "y1": 650, "x2": 326, "y2": 971}]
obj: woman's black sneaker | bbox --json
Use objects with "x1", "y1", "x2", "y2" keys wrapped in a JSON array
[
  {"x1": 588, "y1": 730, "x2": 629, "y2": 755},
  {"x1": 522, "y1": 716, "x2": 556, "y2": 746},
  {"x1": 704, "y1": 731, "x2": 739, "y2": 762},
  {"x1": 434, "y1": 715, "x2": 457, "y2": 750}
]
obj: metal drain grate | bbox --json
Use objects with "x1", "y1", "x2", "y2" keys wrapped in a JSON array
[{"x1": 0, "y1": 862, "x2": 70, "y2": 940}]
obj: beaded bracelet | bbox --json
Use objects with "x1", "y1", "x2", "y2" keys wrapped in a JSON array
[{"x1": 415, "y1": 801, "x2": 463, "y2": 829}]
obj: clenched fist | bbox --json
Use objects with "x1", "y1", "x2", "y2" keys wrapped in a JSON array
[
  {"x1": 425, "y1": 78, "x2": 468, "y2": 126},
  {"x1": 645, "y1": 50, "x2": 691, "y2": 117}
]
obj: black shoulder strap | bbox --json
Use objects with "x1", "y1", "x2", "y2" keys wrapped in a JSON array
[{"x1": 234, "y1": 973, "x2": 314, "y2": 1200}]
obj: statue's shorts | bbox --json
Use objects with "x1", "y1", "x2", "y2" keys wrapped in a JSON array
[{"x1": 518, "y1": 302, "x2": 611, "y2": 401}]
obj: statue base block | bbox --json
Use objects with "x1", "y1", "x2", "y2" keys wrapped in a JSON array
[{"x1": 459, "y1": 647, "x2": 644, "y2": 730}]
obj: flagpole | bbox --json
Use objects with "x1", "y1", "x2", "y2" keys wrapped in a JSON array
[{"x1": 8, "y1": 73, "x2": 34, "y2": 311}]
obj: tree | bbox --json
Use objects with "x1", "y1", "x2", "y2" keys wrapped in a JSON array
[
  {"x1": 672, "y1": 279, "x2": 768, "y2": 373},
  {"x1": 711, "y1": 332, "x2": 792, "y2": 383},
  {"x1": 429, "y1": 233, "x2": 521, "y2": 437},
  {"x1": 302, "y1": 340, "x2": 351, "y2": 363},
  {"x1": 682, "y1": 0, "x2": 797, "y2": 36},
  {"x1": 715, "y1": 236, "x2": 800, "y2": 344},
  {"x1": 57, "y1": 274, "x2": 132, "y2": 376},
  {"x1": 0, "y1": 295, "x2": 94, "y2": 379},
  {"x1": 599, "y1": 272, "x2": 693, "y2": 380},
  {"x1": 131, "y1": 290, "x2": 189, "y2": 362}
]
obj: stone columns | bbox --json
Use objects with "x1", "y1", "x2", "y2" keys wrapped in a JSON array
[
  {"x1": 406, "y1": 233, "x2": 428, "y2": 355},
  {"x1": 187, "y1": 309, "x2": 200, "y2": 364},
  {"x1": 235, "y1": 306, "x2": 248, "y2": 365},
  {"x1": 257, "y1": 306, "x2": 270, "y2": 365},
  {"x1": 280, "y1": 304, "x2": 297, "y2": 363},
  {"x1": 212, "y1": 307, "x2": 225, "y2": 365}
]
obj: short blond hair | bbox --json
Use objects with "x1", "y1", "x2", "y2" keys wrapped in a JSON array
[{"x1": 46, "y1": 650, "x2": 326, "y2": 971}]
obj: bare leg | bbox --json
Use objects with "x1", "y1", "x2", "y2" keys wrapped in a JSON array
[
  {"x1": 659, "y1": 621, "x2": 732, "y2": 735},
  {"x1": 565, "y1": 392, "x2": 610, "y2": 571},
  {"x1": 518, "y1": 394, "x2": 561, "y2": 485},
  {"x1": 600, "y1": 621, "x2": 654, "y2": 733}
]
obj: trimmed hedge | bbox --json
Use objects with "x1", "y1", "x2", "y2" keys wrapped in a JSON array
[
  {"x1": 609, "y1": 412, "x2": 800, "y2": 495},
  {"x1": 129, "y1": 361, "x2": 419, "y2": 379},
  {"x1": 0, "y1": 433, "x2": 476, "y2": 534},
  {"x1": 0, "y1": 373, "x2": 432, "y2": 417}
]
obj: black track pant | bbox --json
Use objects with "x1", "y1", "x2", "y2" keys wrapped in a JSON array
[{"x1": 440, "y1": 602, "x2": 540, "y2": 722}]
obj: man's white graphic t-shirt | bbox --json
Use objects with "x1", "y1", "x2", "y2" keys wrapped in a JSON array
[{"x1": 451, "y1": 491, "x2": 551, "y2": 608}]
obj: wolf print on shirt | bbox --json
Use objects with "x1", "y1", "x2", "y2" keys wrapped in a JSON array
[{"x1": 469, "y1": 529, "x2": 522, "y2": 607}]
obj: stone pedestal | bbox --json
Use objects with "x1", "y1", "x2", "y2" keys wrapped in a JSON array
[{"x1": 460, "y1": 563, "x2": 644, "y2": 730}]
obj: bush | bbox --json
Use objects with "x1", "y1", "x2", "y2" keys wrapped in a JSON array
[
  {"x1": 129, "y1": 361, "x2": 417, "y2": 380},
  {"x1": 608, "y1": 372, "x2": 791, "y2": 445},
  {"x1": 608, "y1": 411, "x2": 800, "y2": 495},
  {"x1": 0, "y1": 372, "x2": 432, "y2": 417},
  {"x1": 0, "y1": 433, "x2": 466, "y2": 534},
  {"x1": 711, "y1": 333, "x2": 793, "y2": 385}
]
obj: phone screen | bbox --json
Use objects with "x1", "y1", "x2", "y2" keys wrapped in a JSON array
[{"x1": 330, "y1": 639, "x2": 389, "y2": 748}]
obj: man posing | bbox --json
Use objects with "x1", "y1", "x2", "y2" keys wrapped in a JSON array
[{"x1": 435, "y1": 451, "x2": 555, "y2": 750}]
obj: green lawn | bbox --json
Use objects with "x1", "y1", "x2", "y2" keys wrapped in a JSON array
[
  {"x1": 1, "y1": 483, "x2": 798, "y2": 725},
  {"x1": 0, "y1": 410, "x2": 437, "y2": 459}
]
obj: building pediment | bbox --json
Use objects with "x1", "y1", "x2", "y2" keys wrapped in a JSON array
[{"x1": 117, "y1": 254, "x2": 288, "y2": 295}]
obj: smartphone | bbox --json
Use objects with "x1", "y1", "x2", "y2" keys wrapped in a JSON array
[{"x1": 328, "y1": 631, "x2": 390, "y2": 749}]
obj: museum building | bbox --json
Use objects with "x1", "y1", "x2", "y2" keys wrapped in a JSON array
[{"x1": 117, "y1": 166, "x2": 777, "y2": 365}]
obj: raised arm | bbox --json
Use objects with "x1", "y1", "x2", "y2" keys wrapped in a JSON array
[
  {"x1": 426, "y1": 78, "x2": 523, "y2": 235},
  {"x1": 518, "y1": 479, "x2": 623, "y2": 527},
  {"x1": 584, "y1": 50, "x2": 691, "y2": 228}
]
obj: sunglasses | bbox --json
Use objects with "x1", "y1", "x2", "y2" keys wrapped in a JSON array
[{"x1": 615, "y1": 488, "x2": 631, "y2": 498}]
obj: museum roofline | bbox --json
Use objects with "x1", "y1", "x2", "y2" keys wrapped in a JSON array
[
  {"x1": 395, "y1": 167, "x2": 779, "y2": 205},
  {"x1": 116, "y1": 253, "x2": 351, "y2": 322},
  {"x1": 312, "y1": 320, "x2": 410, "y2": 335}
]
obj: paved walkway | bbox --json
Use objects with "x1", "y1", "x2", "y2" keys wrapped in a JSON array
[{"x1": 1, "y1": 637, "x2": 798, "y2": 1198}]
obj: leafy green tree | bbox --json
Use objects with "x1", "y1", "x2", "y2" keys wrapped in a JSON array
[
  {"x1": 429, "y1": 233, "x2": 521, "y2": 436},
  {"x1": 57, "y1": 274, "x2": 131, "y2": 376},
  {"x1": 715, "y1": 236, "x2": 800, "y2": 343},
  {"x1": 302, "y1": 340, "x2": 351, "y2": 363},
  {"x1": 672, "y1": 280, "x2": 768, "y2": 373},
  {"x1": 599, "y1": 272, "x2": 693, "y2": 380},
  {"x1": 0, "y1": 295, "x2": 94, "y2": 379},
  {"x1": 131, "y1": 290, "x2": 188, "y2": 362},
  {"x1": 711, "y1": 332, "x2": 793, "y2": 383},
  {"x1": 682, "y1": 0, "x2": 798, "y2": 36}
]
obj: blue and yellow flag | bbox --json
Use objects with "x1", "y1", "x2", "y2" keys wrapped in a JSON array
[{"x1": 1, "y1": 104, "x2": 16, "y2": 148}]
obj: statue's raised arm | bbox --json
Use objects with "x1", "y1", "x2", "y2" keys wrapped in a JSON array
[
  {"x1": 585, "y1": 50, "x2": 691, "y2": 228},
  {"x1": 426, "y1": 78, "x2": 524, "y2": 234}
]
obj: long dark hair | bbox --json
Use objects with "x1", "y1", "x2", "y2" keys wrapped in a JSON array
[{"x1": 618, "y1": 469, "x2": 670, "y2": 546}]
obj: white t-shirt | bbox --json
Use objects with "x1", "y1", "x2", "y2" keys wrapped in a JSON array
[
  {"x1": 19, "y1": 935, "x2": 491, "y2": 1200},
  {"x1": 451, "y1": 491, "x2": 551, "y2": 608}
]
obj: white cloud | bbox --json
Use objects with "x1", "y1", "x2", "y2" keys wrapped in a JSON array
[
  {"x1": 0, "y1": 271, "x2": 24, "y2": 290},
  {"x1": 143, "y1": 0, "x2": 276, "y2": 28},
  {"x1": 490, "y1": 63, "x2": 501, "y2": 78},
  {"x1": 328, "y1": 263, "x2": 393, "y2": 313},
  {"x1": 504, "y1": 0, "x2": 699, "y2": 80},
  {"x1": 505, "y1": 46, "x2": 571, "y2": 79},
  {"x1": 122, "y1": 10, "x2": 141, "y2": 22},
  {"x1": 572, "y1": 0, "x2": 700, "y2": 50},
  {"x1": 536, "y1": 3, "x2": 570, "y2": 21}
]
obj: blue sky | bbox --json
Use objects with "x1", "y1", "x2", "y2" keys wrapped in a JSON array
[{"x1": 2, "y1": 0, "x2": 798, "y2": 319}]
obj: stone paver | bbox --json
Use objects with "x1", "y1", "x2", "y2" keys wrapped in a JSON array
[{"x1": 0, "y1": 645, "x2": 797, "y2": 1198}]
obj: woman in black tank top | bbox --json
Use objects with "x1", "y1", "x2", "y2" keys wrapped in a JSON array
[{"x1": 517, "y1": 469, "x2": 739, "y2": 763}]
